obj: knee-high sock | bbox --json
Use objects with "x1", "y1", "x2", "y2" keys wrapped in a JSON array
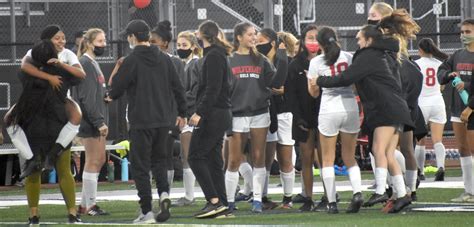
[
  {"x1": 7, "y1": 126, "x2": 33, "y2": 160},
  {"x1": 433, "y1": 142, "x2": 446, "y2": 169},
  {"x1": 370, "y1": 153, "x2": 376, "y2": 176},
  {"x1": 253, "y1": 167, "x2": 266, "y2": 202},
  {"x1": 322, "y1": 167, "x2": 336, "y2": 203},
  {"x1": 56, "y1": 122, "x2": 80, "y2": 148},
  {"x1": 183, "y1": 168, "x2": 196, "y2": 200},
  {"x1": 57, "y1": 149, "x2": 76, "y2": 209},
  {"x1": 392, "y1": 174, "x2": 407, "y2": 198},
  {"x1": 395, "y1": 150, "x2": 406, "y2": 174},
  {"x1": 262, "y1": 170, "x2": 270, "y2": 197},
  {"x1": 238, "y1": 162, "x2": 253, "y2": 195},
  {"x1": 347, "y1": 166, "x2": 362, "y2": 194},
  {"x1": 25, "y1": 171, "x2": 42, "y2": 208},
  {"x1": 460, "y1": 157, "x2": 473, "y2": 194},
  {"x1": 415, "y1": 145, "x2": 426, "y2": 174},
  {"x1": 225, "y1": 170, "x2": 239, "y2": 203},
  {"x1": 81, "y1": 172, "x2": 98, "y2": 209},
  {"x1": 405, "y1": 170, "x2": 417, "y2": 193},
  {"x1": 167, "y1": 170, "x2": 175, "y2": 189},
  {"x1": 375, "y1": 168, "x2": 388, "y2": 195},
  {"x1": 280, "y1": 169, "x2": 295, "y2": 197}
]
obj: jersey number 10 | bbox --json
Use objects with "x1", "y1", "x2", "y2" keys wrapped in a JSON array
[
  {"x1": 329, "y1": 62, "x2": 349, "y2": 77},
  {"x1": 425, "y1": 67, "x2": 436, "y2": 87}
]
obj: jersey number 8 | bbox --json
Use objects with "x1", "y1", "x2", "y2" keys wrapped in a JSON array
[{"x1": 425, "y1": 67, "x2": 436, "y2": 87}]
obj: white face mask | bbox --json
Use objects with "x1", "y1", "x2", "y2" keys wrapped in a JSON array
[{"x1": 129, "y1": 43, "x2": 135, "y2": 50}]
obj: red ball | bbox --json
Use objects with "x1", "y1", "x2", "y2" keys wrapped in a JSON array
[{"x1": 134, "y1": 0, "x2": 151, "y2": 9}]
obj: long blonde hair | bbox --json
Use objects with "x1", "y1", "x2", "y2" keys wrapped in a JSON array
[
  {"x1": 77, "y1": 28, "x2": 105, "y2": 58},
  {"x1": 277, "y1": 31, "x2": 298, "y2": 57},
  {"x1": 371, "y1": 2, "x2": 394, "y2": 18},
  {"x1": 177, "y1": 31, "x2": 202, "y2": 57},
  {"x1": 380, "y1": 8, "x2": 420, "y2": 58}
]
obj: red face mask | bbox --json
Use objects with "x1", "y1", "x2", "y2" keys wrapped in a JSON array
[{"x1": 305, "y1": 42, "x2": 320, "y2": 53}]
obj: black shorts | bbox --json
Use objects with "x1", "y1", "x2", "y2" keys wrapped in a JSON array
[{"x1": 467, "y1": 114, "x2": 474, "y2": 130}]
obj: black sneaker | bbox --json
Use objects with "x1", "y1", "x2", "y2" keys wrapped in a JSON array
[
  {"x1": 262, "y1": 196, "x2": 278, "y2": 210},
  {"x1": 195, "y1": 201, "x2": 227, "y2": 219},
  {"x1": 416, "y1": 176, "x2": 421, "y2": 189},
  {"x1": 155, "y1": 198, "x2": 171, "y2": 222},
  {"x1": 28, "y1": 216, "x2": 39, "y2": 225},
  {"x1": 386, "y1": 187, "x2": 393, "y2": 198},
  {"x1": 417, "y1": 168, "x2": 425, "y2": 181},
  {"x1": 362, "y1": 193, "x2": 388, "y2": 207},
  {"x1": 327, "y1": 202, "x2": 338, "y2": 214},
  {"x1": 411, "y1": 192, "x2": 417, "y2": 201},
  {"x1": 434, "y1": 167, "x2": 445, "y2": 181},
  {"x1": 313, "y1": 195, "x2": 329, "y2": 212},
  {"x1": 67, "y1": 214, "x2": 82, "y2": 223},
  {"x1": 346, "y1": 192, "x2": 364, "y2": 213},
  {"x1": 299, "y1": 197, "x2": 314, "y2": 212},
  {"x1": 212, "y1": 208, "x2": 234, "y2": 219},
  {"x1": 20, "y1": 158, "x2": 41, "y2": 180},
  {"x1": 388, "y1": 195, "x2": 412, "y2": 213},
  {"x1": 87, "y1": 205, "x2": 109, "y2": 216},
  {"x1": 281, "y1": 195, "x2": 293, "y2": 209},
  {"x1": 235, "y1": 192, "x2": 252, "y2": 202},
  {"x1": 292, "y1": 193, "x2": 306, "y2": 203}
]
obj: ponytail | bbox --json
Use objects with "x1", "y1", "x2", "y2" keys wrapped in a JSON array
[
  {"x1": 317, "y1": 26, "x2": 341, "y2": 66},
  {"x1": 77, "y1": 28, "x2": 105, "y2": 58},
  {"x1": 198, "y1": 20, "x2": 233, "y2": 55},
  {"x1": 418, "y1": 38, "x2": 448, "y2": 61}
]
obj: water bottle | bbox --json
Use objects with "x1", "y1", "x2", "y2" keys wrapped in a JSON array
[
  {"x1": 107, "y1": 160, "x2": 115, "y2": 183},
  {"x1": 121, "y1": 158, "x2": 129, "y2": 182},
  {"x1": 452, "y1": 77, "x2": 469, "y2": 105},
  {"x1": 48, "y1": 168, "x2": 57, "y2": 184}
]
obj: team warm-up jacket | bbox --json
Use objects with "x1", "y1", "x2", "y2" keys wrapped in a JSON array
[
  {"x1": 184, "y1": 58, "x2": 203, "y2": 118},
  {"x1": 109, "y1": 45, "x2": 186, "y2": 129},
  {"x1": 195, "y1": 45, "x2": 231, "y2": 117},
  {"x1": 316, "y1": 37, "x2": 413, "y2": 134}
]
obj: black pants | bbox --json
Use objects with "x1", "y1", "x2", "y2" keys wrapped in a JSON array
[
  {"x1": 188, "y1": 108, "x2": 231, "y2": 205},
  {"x1": 129, "y1": 127, "x2": 170, "y2": 214}
]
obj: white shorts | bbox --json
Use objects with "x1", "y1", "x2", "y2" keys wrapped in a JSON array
[
  {"x1": 451, "y1": 116, "x2": 462, "y2": 123},
  {"x1": 419, "y1": 104, "x2": 447, "y2": 124},
  {"x1": 318, "y1": 111, "x2": 360, "y2": 137},
  {"x1": 181, "y1": 124, "x2": 194, "y2": 133},
  {"x1": 232, "y1": 112, "x2": 271, "y2": 133},
  {"x1": 266, "y1": 112, "x2": 295, "y2": 145}
]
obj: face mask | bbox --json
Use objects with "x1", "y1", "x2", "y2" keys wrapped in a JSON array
[
  {"x1": 93, "y1": 46, "x2": 105, "y2": 56},
  {"x1": 367, "y1": 19, "x2": 380, "y2": 25},
  {"x1": 129, "y1": 44, "x2": 135, "y2": 50},
  {"x1": 177, "y1": 49, "x2": 193, "y2": 59},
  {"x1": 305, "y1": 42, "x2": 320, "y2": 53},
  {"x1": 461, "y1": 35, "x2": 474, "y2": 46},
  {"x1": 256, "y1": 42, "x2": 273, "y2": 56}
]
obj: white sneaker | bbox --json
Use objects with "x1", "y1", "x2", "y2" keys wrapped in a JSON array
[
  {"x1": 451, "y1": 192, "x2": 473, "y2": 202},
  {"x1": 133, "y1": 211, "x2": 155, "y2": 224}
]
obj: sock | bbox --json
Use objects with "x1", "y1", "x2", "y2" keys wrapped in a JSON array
[
  {"x1": 433, "y1": 142, "x2": 446, "y2": 169},
  {"x1": 81, "y1": 171, "x2": 98, "y2": 209},
  {"x1": 405, "y1": 170, "x2": 417, "y2": 192},
  {"x1": 56, "y1": 122, "x2": 79, "y2": 148},
  {"x1": 460, "y1": 157, "x2": 473, "y2": 194},
  {"x1": 160, "y1": 192, "x2": 169, "y2": 201},
  {"x1": 238, "y1": 162, "x2": 253, "y2": 195},
  {"x1": 6, "y1": 126, "x2": 33, "y2": 160},
  {"x1": 375, "y1": 168, "x2": 388, "y2": 195},
  {"x1": 415, "y1": 145, "x2": 426, "y2": 174},
  {"x1": 322, "y1": 167, "x2": 336, "y2": 203},
  {"x1": 262, "y1": 170, "x2": 270, "y2": 197},
  {"x1": 370, "y1": 153, "x2": 376, "y2": 176},
  {"x1": 280, "y1": 169, "x2": 295, "y2": 197},
  {"x1": 253, "y1": 167, "x2": 266, "y2": 202},
  {"x1": 395, "y1": 149, "x2": 406, "y2": 174},
  {"x1": 225, "y1": 170, "x2": 239, "y2": 202},
  {"x1": 182, "y1": 168, "x2": 195, "y2": 200},
  {"x1": 167, "y1": 170, "x2": 174, "y2": 188},
  {"x1": 392, "y1": 174, "x2": 407, "y2": 198},
  {"x1": 347, "y1": 166, "x2": 362, "y2": 194}
]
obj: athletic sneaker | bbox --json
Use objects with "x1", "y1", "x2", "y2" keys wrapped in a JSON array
[
  {"x1": 174, "y1": 197, "x2": 195, "y2": 206},
  {"x1": 451, "y1": 192, "x2": 473, "y2": 202},
  {"x1": 133, "y1": 211, "x2": 155, "y2": 224},
  {"x1": 388, "y1": 195, "x2": 412, "y2": 213},
  {"x1": 381, "y1": 199, "x2": 395, "y2": 213},
  {"x1": 28, "y1": 216, "x2": 39, "y2": 226},
  {"x1": 313, "y1": 195, "x2": 329, "y2": 212},
  {"x1": 292, "y1": 193, "x2": 306, "y2": 203},
  {"x1": 411, "y1": 192, "x2": 417, "y2": 201},
  {"x1": 434, "y1": 167, "x2": 445, "y2": 181},
  {"x1": 228, "y1": 202, "x2": 236, "y2": 212},
  {"x1": 213, "y1": 209, "x2": 235, "y2": 219},
  {"x1": 281, "y1": 196, "x2": 293, "y2": 209},
  {"x1": 87, "y1": 205, "x2": 109, "y2": 216},
  {"x1": 195, "y1": 202, "x2": 227, "y2": 218},
  {"x1": 252, "y1": 201, "x2": 263, "y2": 213},
  {"x1": 155, "y1": 198, "x2": 171, "y2": 222},
  {"x1": 67, "y1": 214, "x2": 82, "y2": 224},
  {"x1": 262, "y1": 196, "x2": 278, "y2": 210},
  {"x1": 346, "y1": 192, "x2": 364, "y2": 213},
  {"x1": 367, "y1": 182, "x2": 377, "y2": 189},
  {"x1": 327, "y1": 202, "x2": 338, "y2": 214},
  {"x1": 235, "y1": 192, "x2": 253, "y2": 202},
  {"x1": 363, "y1": 193, "x2": 388, "y2": 207},
  {"x1": 299, "y1": 197, "x2": 314, "y2": 212},
  {"x1": 417, "y1": 168, "x2": 425, "y2": 181}
]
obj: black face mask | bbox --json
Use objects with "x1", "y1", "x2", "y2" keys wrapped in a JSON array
[
  {"x1": 256, "y1": 42, "x2": 273, "y2": 56},
  {"x1": 367, "y1": 19, "x2": 380, "y2": 25},
  {"x1": 177, "y1": 49, "x2": 193, "y2": 59},
  {"x1": 93, "y1": 46, "x2": 105, "y2": 56}
]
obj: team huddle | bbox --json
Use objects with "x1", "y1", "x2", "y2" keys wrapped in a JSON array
[{"x1": 4, "y1": 1, "x2": 474, "y2": 225}]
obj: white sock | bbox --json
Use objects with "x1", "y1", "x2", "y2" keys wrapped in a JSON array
[
  {"x1": 460, "y1": 157, "x2": 473, "y2": 194},
  {"x1": 81, "y1": 171, "x2": 98, "y2": 209},
  {"x1": 415, "y1": 145, "x2": 426, "y2": 174},
  {"x1": 405, "y1": 170, "x2": 417, "y2": 192},
  {"x1": 347, "y1": 165, "x2": 362, "y2": 194},
  {"x1": 263, "y1": 170, "x2": 270, "y2": 197},
  {"x1": 395, "y1": 149, "x2": 406, "y2": 174},
  {"x1": 375, "y1": 168, "x2": 388, "y2": 195},
  {"x1": 160, "y1": 192, "x2": 169, "y2": 201},
  {"x1": 253, "y1": 167, "x2": 266, "y2": 202},
  {"x1": 225, "y1": 170, "x2": 239, "y2": 202},
  {"x1": 167, "y1": 170, "x2": 174, "y2": 188},
  {"x1": 370, "y1": 153, "x2": 376, "y2": 176},
  {"x1": 433, "y1": 142, "x2": 446, "y2": 169},
  {"x1": 7, "y1": 126, "x2": 33, "y2": 160},
  {"x1": 182, "y1": 168, "x2": 195, "y2": 200},
  {"x1": 56, "y1": 122, "x2": 79, "y2": 148},
  {"x1": 238, "y1": 162, "x2": 253, "y2": 195},
  {"x1": 280, "y1": 169, "x2": 295, "y2": 197},
  {"x1": 392, "y1": 174, "x2": 407, "y2": 198},
  {"x1": 322, "y1": 167, "x2": 336, "y2": 203}
]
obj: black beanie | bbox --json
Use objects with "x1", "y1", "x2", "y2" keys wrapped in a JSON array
[
  {"x1": 151, "y1": 20, "x2": 172, "y2": 42},
  {"x1": 40, "y1": 25, "x2": 62, "y2": 40}
]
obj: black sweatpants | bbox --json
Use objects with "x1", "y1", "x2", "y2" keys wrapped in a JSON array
[
  {"x1": 188, "y1": 108, "x2": 231, "y2": 205},
  {"x1": 129, "y1": 127, "x2": 170, "y2": 214}
]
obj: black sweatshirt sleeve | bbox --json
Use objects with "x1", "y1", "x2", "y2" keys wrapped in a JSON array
[
  {"x1": 76, "y1": 61, "x2": 105, "y2": 128},
  {"x1": 286, "y1": 66, "x2": 304, "y2": 125},
  {"x1": 271, "y1": 49, "x2": 289, "y2": 88},
  {"x1": 167, "y1": 57, "x2": 187, "y2": 118},
  {"x1": 109, "y1": 57, "x2": 136, "y2": 99},
  {"x1": 317, "y1": 51, "x2": 371, "y2": 88},
  {"x1": 196, "y1": 53, "x2": 225, "y2": 116},
  {"x1": 263, "y1": 57, "x2": 276, "y2": 88},
  {"x1": 437, "y1": 52, "x2": 456, "y2": 85},
  {"x1": 185, "y1": 61, "x2": 201, "y2": 115}
]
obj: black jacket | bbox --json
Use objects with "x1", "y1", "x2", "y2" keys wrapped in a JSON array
[
  {"x1": 184, "y1": 58, "x2": 203, "y2": 118},
  {"x1": 195, "y1": 45, "x2": 231, "y2": 117},
  {"x1": 317, "y1": 38, "x2": 413, "y2": 133},
  {"x1": 109, "y1": 45, "x2": 186, "y2": 129}
]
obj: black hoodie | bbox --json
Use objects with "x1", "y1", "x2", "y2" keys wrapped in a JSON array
[
  {"x1": 317, "y1": 37, "x2": 414, "y2": 133},
  {"x1": 109, "y1": 45, "x2": 186, "y2": 129}
]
